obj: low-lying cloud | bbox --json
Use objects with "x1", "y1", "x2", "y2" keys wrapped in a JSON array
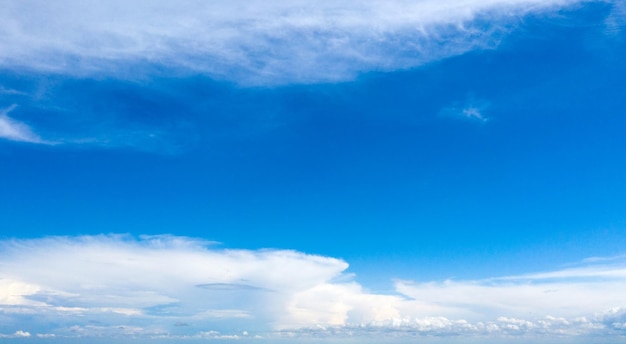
[
  {"x1": 0, "y1": 0, "x2": 591, "y2": 85},
  {"x1": 1, "y1": 235, "x2": 626, "y2": 340}
]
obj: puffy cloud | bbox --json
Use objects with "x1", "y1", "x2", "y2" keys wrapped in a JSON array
[
  {"x1": 0, "y1": 330, "x2": 31, "y2": 338},
  {"x1": 1, "y1": 234, "x2": 626, "y2": 340},
  {"x1": 0, "y1": 235, "x2": 382, "y2": 336},
  {"x1": 277, "y1": 310, "x2": 626, "y2": 340},
  {"x1": 0, "y1": 0, "x2": 589, "y2": 84},
  {"x1": 281, "y1": 281, "x2": 402, "y2": 329}
]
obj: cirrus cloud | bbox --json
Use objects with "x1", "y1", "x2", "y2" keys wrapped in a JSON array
[
  {"x1": 0, "y1": 0, "x2": 593, "y2": 85},
  {"x1": 0, "y1": 105, "x2": 48, "y2": 144}
]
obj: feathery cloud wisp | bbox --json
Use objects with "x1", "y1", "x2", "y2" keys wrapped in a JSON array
[
  {"x1": 0, "y1": 105, "x2": 47, "y2": 144},
  {"x1": 0, "y1": 0, "x2": 588, "y2": 85}
]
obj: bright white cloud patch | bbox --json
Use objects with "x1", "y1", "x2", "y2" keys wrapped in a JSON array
[
  {"x1": 0, "y1": 0, "x2": 588, "y2": 84},
  {"x1": 0, "y1": 330, "x2": 31, "y2": 338},
  {"x1": 1, "y1": 235, "x2": 626, "y2": 340}
]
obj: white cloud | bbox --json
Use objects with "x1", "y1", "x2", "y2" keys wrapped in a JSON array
[
  {"x1": 1, "y1": 235, "x2": 626, "y2": 340},
  {"x1": 463, "y1": 107, "x2": 488, "y2": 122},
  {"x1": 0, "y1": 234, "x2": 359, "y2": 334},
  {"x1": 0, "y1": 330, "x2": 31, "y2": 338},
  {"x1": 0, "y1": 105, "x2": 48, "y2": 144},
  {"x1": 0, "y1": 0, "x2": 589, "y2": 85},
  {"x1": 0, "y1": 279, "x2": 43, "y2": 306},
  {"x1": 394, "y1": 264, "x2": 626, "y2": 322}
]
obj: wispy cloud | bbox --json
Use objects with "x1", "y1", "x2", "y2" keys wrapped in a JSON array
[
  {"x1": 1, "y1": 235, "x2": 626, "y2": 340},
  {"x1": 394, "y1": 268, "x2": 626, "y2": 322},
  {"x1": 0, "y1": 104, "x2": 49, "y2": 144},
  {"x1": 440, "y1": 96, "x2": 491, "y2": 122},
  {"x1": 462, "y1": 106, "x2": 489, "y2": 122},
  {"x1": 0, "y1": 87, "x2": 27, "y2": 96},
  {"x1": 605, "y1": 1, "x2": 626, "y2": 34},
  {"x1": 0, "y1": 0, "x2": 588, "y2": 85}
]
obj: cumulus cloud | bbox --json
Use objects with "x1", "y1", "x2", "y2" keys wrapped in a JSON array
[
  {"x1": 1, "y1": 235, "x2": 626, "y2": 340},
  {"x1": 0, "y1": 104, "x2": 48, "y2": 144},
  {"x1": 0, "y1": 0, "x2": 589, "y2": 85},
  {"x1": 0, "y1": 235, "x2": 370, "y2": 336},
  {"x1": 0, "y1": 330, "x2": 31, "y2": 338}
]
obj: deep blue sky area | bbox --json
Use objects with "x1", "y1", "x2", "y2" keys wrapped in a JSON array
[{"x1": 2, "y1": 3, "x2": 626, "y2": 285}]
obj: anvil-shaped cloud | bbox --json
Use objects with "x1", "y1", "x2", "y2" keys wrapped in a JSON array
[{"x1": 1, "y1": 235, "x2": 626, "y2": 340}]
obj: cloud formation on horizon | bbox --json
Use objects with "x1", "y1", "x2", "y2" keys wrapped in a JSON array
[
  {"x1": 1, "y1": 235, "x2": 625, "y2": 340},
  {"x1": 0, "y1": 0, "x2": 592, "y2": 85}
]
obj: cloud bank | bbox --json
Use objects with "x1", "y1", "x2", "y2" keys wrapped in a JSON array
[
  {"x1": 1, "y1": 235, "x2": 626, "y2": 340},
  {"x1": 0, "y1": 0, "x2": 589, "y2": 84}
]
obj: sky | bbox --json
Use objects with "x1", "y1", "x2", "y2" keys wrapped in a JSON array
[{"x1": 1, "y1": 0, "x2": 626, "y2": 342}]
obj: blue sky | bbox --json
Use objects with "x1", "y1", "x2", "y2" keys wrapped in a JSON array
[{"x1": 1, "y1": 0, "x2": 626, "y2": 342}]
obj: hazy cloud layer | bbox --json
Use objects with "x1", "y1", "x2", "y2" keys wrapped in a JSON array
[
  {"x1": 0, "y1": 0, "x2": 588, "y2": 84},
  {"x1": 1, "y1": 235, "x2": 626, "y2": 340}
]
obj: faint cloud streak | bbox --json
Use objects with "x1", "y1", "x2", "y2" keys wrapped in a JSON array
[{"x1": 0, "y1": 104, "x2": 50, "y2": 144}]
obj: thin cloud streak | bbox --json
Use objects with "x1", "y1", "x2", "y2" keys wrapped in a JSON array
[
  {"x1": 1, "y1": 235, "x2": 626, "y2": 340},
  {"x1": 0, "y1": 105, "x2": 48, "y2": 144},
  {"x1": 0, "y1": 0, "x2": 589, "y2": 85}
]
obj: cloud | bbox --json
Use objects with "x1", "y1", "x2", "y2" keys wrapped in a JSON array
[
  {"x1": 440, "y1": 96, "x2": 491, "y2": 122},
  {"x1": 0, "y1": 330, "x2": 31, "y2": 338},
  {"x1": 605, "y1": 1, "x2": 626, "y2": 34},
  {"x1": 278, "y1": 310, "x2": 626, "y2": 339},
  {"x1": 1, "y1": 235, "x2": 626, "y2": 340},
  {"x1": 391, "y1": 257, "x2": 626, "y2": 326},
  {"x1": 0, "y1": 234, "x2": 359, "y2": 335},
  {"x1": 0, "y1": 0, "x2": 589, "y2": 85},
  {"x1": 0, "y1": 104, "x2": 49, "y2": 144},
  {"x1": 462, "y1": 107, "x2": 488, "y2": 122},
  {"x1": 0, "y1": 87, "x2": 27, "y2": 96}
]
